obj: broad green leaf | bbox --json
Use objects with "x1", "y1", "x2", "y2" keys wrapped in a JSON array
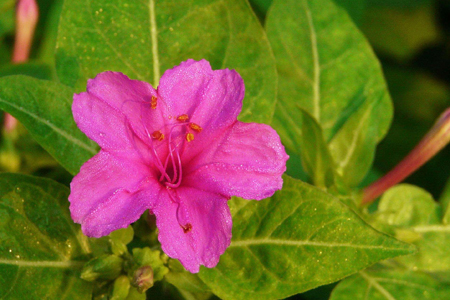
[
  {"x1": 362, "y1": 4, "x2": 441, "y2": 62},
  {"x1": 198, "y1": 176, "x2": 414, "y2": 300},
  {"x1": 298, "y1": 109, "x2": 336, "y2": 187},
  {"x1": 266, "y1": 0, "x2": 392, "y2": 186},
  {"x1": 330, "y1": 269, "x2": 442, "y2": 300},
  {"x1": 371, "y1": 185, "x2": 450, "y2": 273},
  {"x1": 0, "y1": 75, "x2": 98, "y2": 175},
  {"x1": 56, "y1": 0, "x2": 277, "y2": 124},
  {"x1": 0, "y1": 173, "x2": 92, "y2": 299}
]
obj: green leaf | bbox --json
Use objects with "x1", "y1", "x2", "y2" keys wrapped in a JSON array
[
  {"x1": 56, "y1": 0, "x2": 277, "y2": 124},
  {"x1": 372, "y1": 185, "x2": 450, "y2": 273},
  {"x1": 330, "y1": 269, "x2": 442, "y2": 300},
  {"x1": 298, "y1": 109, "x2": 336, "y2": 187},
  {"x1": 266, "y1": 0, "x2": 392, "y2": 186},
  {"x1": 0, "y1": 75, "x2": 98, "y2": 175},
  {"x1": 0, "y1": 173, "x2": 92, "y2": 299},
  {"x1": 198, "y1": 176, "x2": 414, "y2": 300}
]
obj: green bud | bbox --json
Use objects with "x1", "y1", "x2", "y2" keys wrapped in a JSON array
[
  {"x1": 132, "y1": 266, "x2": 153, "y2": 293},
  {"x1": 81, "y1": 254, "x2": 124, "y2": 282},
  {"x1": 111, "y1": 275, "x2": 131, "y2": 300}
]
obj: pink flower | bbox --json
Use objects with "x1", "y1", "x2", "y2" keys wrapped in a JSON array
[{"x1": 69, "y1": 59, "x2": 288, "y2": 273}]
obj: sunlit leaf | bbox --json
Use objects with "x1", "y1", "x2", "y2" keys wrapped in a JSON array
[
  {"x1": 266, "y1": 0, "x2": 392, "y2": 186},
  {"x1": 56, "y1": 0, "x2": 276, "y2": 124},
  {"x1": 198, "y1": 176, "x2": 414, "y2": 300}
]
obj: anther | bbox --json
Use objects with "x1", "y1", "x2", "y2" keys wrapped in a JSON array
[
  {"x1": 177, "y1": 114, "x2": 189, "y2": 122},
  {"x1": 186, "y1": 133, "x2": 194, "y2": 142},
  {"x1": 151, "y1": 130, "x2": 164, "y2": 141},
  {"x1": 150, "y1": 96, "x2": 157, "y2": 109},
  {"x1": 181, "y1": 223, "x2": 192, "y2": 233},
  {"x1": 189, "y1": 123, "x2": 202, "y2": 133}
]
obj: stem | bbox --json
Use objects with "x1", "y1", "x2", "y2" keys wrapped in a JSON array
[{"x1": 361, "y1": 108, "x2": 450, "y2": 205}]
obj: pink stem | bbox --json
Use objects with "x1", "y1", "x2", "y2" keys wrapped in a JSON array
[{"x1": 362, "y1": 108, "x2": 450, "y2": 205}]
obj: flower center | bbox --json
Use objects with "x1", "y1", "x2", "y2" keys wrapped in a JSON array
[{"x1": 144, "y1": 111, "x2": 202, "y2": 190}]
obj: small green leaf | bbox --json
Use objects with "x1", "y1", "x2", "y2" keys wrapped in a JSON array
[
  {"x1": 298, "y1": 109, "x2": 336, "y2": 187},
  {"x1": 56, "y1": 0, "x2": 277, "y2": 124},
  {"x1": 198, "y1": 176, "x2": 414, "y2": 300},
  {"x1": 372, "y1": 184, "x2": 450, "y2": 273},
  {"x1": 0, "y1": 75, "x2": 98, "y2": 175},
  {"x1": 266, "y1": 0, "x2": 392, "y2": 186},
  {"x1": 0, "y1": 173, "x2": 92, "y2": 300},
  {"x1": 330, "y1": 269, "x2": 442, "y2": 300}
]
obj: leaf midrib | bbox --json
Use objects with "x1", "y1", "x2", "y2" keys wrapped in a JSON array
[{"x1": 230, "y1": 239, "x2": 407, "y2": 251}]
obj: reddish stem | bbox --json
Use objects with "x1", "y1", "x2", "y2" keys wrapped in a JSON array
[{"x1": 361, "y1": 108, "x2": 450, "y2": 205}]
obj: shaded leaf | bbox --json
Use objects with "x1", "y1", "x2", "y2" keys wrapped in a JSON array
[
  {"x1": 0, "y1": 75, "x2": 98, "y2": 175},
  {"x1": 56, "y1": 0, "x2": 277, "y2": 124},
  {"x1": 198, "y1": 176, "x2": 414, "y2": 300},
  {"x1": 0, "y1": 173, "x2": 92, "y2": 300},
  {"x1": 266, "y1": 0, "x2": 392, "y2": 186},
  {"x1": 298, "y1": 109, "x2": 336, "y2": 187}
]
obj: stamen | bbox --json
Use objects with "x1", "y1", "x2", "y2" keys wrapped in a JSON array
[
  {"x1": 177, "y1": 114, "x2": 189, "y2": 122},
  {"x1": 150, "y1": 96, "x2": 157, "y2": 109},
  {"x1": 189, "y1": 123, "x2": 202, "y2": 132},
  {"x1": 151, "y1": 130, "x2": 164, "y2": 141},
  {"x1": 181, "y1": 223, "x2": 192, "y2": 233},
  {"x1": 186, "y1": 133, "x2": 194, "y2": 142}
]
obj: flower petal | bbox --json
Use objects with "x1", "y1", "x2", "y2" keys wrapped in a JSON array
[
  {"x1": 184, "y1": 122, "x2": 288, "y2": 200},
  {"x1": 69, "y1": 150, "x2": 158, "y2": 237},
  {"x1": 85, "y1": 71, "x2": 165, "y2": 140},
  {"x1": 158, "y1": 59, "x2": 244, "y2": 136},
  {"x1": 73, "y1": 92, "x2": 146, "y2": 158},
  {"x1": 152, "y1": 187, "x2": 232, "y2": 273}
]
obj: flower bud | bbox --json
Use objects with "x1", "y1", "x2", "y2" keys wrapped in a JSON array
[
  {"x1": 132, "y1": 265, "x2": 154, "y2": 293},
  {"x1": 13, "y1": 0, "x2": 39, "y2": 63},
  {"x1": 81, "y1": 254, "x2": 123, "y2": 282}
]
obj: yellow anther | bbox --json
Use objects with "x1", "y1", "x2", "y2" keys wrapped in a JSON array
[
  {"x1": 151, "y1": 130, "x2": 164, "y2": 141},
  {"x1": 186, "y1": 133, "x2": 195, "y2": 142},
  {"x1": 177, "y1": 114, "x2": 189, "y2": 122},
  {"x1": 150, "y1": 96, "x2": 157, "y2": 109},
  {"x1": 189, "y1": 122, "x2": 202, "y2": 133}
]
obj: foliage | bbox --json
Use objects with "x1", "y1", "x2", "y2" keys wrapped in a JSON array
[{"x1": 1, "y1": 0, "x2": 449, "y2": 299}]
